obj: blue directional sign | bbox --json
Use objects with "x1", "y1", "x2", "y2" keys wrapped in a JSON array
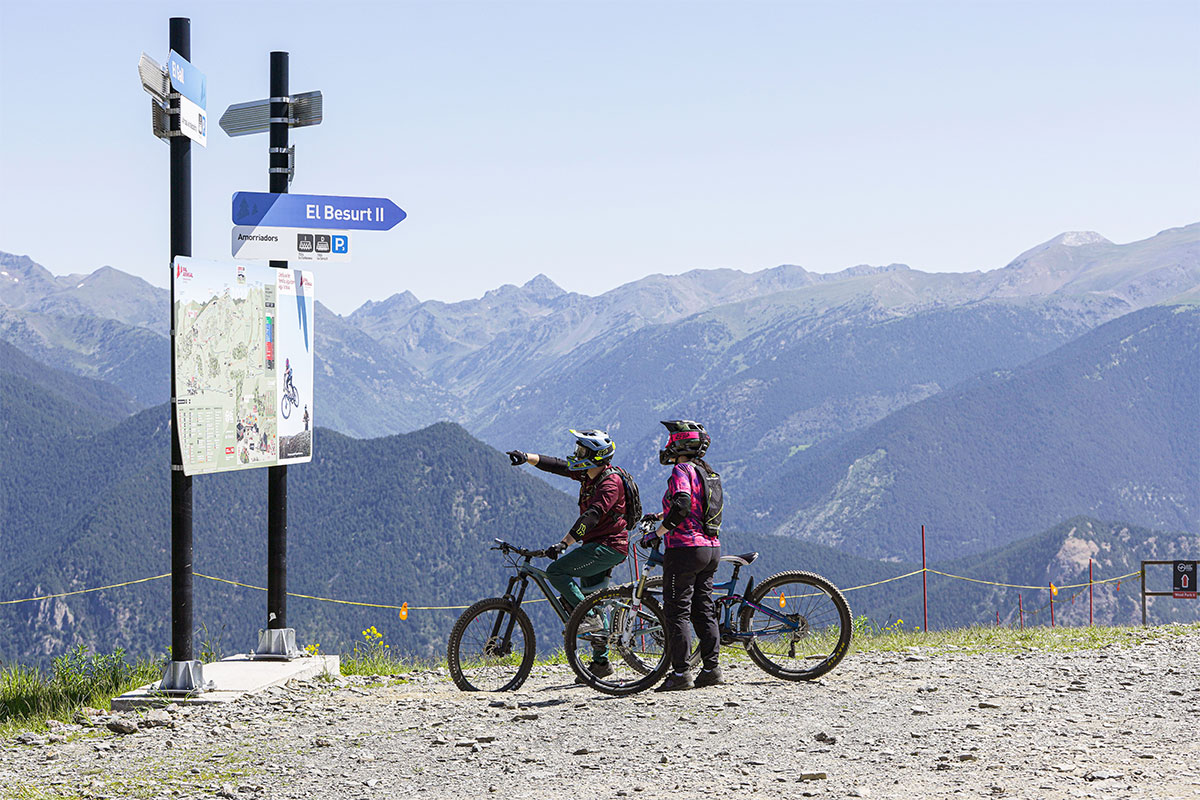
[
  {"x1": 168, "y1": 50, "x2": 206, "y2": 108},
  {"x1": 232, "y1": 192, "x2": 406, "y2": 231}
]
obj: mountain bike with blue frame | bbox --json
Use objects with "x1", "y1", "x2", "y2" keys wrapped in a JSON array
[
  {"x1": 447, "y1": 538, "x2": 631, "y2": 692},
  {"x1": 565, "y1": 520, "x2": 852, "y2": 694}
]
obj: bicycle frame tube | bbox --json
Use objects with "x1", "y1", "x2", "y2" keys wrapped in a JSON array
[
  {"x1": 516, "y1": 563, "x2": 571, "y2": 623},
  {"x1": 621, "y1": 548, "x2": 663, "y2": 649},
  {"x1": 738, "y1": 598, "x2": 801, "y2": 626}
]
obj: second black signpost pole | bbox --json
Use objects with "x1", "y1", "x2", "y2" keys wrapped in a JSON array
[{"x1": 257, "y1": 51, "x2": 300, "y2": 659}]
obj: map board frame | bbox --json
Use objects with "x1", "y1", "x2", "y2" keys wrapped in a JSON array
[{"x1": 172, "y1": 257, "x2": 314, "y2": 476}]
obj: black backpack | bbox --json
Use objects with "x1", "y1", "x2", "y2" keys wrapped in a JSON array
[
  {"x1": 598, "y1": 465, "x2": 643, "y2": 532},
  {"x1": 692, "y1": 463, "x2": 723, "y2": 538}
]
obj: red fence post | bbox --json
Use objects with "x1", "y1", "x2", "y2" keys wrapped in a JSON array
[
  {"x1": 995, "y1": 610, "x2": 999, "y2": 627},
  {"x1": 1089, "y1": 559, "x2": 1093, "y2": 627},
  {"x1": 1019, "y1": 594, "x2": 1024, "y2": 629},
  {"x1": 921, "y1": 525, "x2": 928, "y2": 633},
  {"x1": 1049, "y1": 582, "x2": 1055, "y2": 628}
]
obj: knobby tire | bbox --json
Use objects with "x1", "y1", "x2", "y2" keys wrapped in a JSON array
[
  {"x1": 739, "y1": 570, "x2": 851, "y2": 681},
  {"x1": 564, "y1": 585, "x2": 671, "y2": 696},
  {"x1": 447, "y1": 597, "x2": 536, "y2": 692}
]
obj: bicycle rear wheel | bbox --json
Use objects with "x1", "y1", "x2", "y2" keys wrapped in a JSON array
[
  {"x1": 447, "y1": 597, "x2": 536, "y2": 692},
  {"x1": 564, "y1": 586, "x2": 671, "y2": 696},
  {"x1": 738, "y1": 571, "x2": 851, "y2": 681}
]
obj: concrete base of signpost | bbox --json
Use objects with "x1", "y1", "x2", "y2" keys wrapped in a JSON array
[
  {"x1": 112, "y1": 653, "x2": 338, "y2": 710},
  {"x1": 252, "y1": 627, "x2": 303, "y2": 659}
]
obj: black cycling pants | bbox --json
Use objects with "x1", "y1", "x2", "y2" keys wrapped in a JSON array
[{"x1": 662, "y1": 546, "x2": 721, "y2": 673}]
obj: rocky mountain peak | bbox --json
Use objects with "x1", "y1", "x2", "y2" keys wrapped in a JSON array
[
  {"x1": 522, "y1": 273, "x2": 566, "y2": 300},
  {"x1": 1050, "y1": 231, "x2": 1111, "y2": 248}
]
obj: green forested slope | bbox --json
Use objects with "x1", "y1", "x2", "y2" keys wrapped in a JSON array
[{"x1": 758, "y1": 305, "x2": 1200, "y2": 560}]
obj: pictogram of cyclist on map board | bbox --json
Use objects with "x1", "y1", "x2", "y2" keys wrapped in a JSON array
[{"x1": 275, "y1": 269, "x2": 314, "y2": 463}]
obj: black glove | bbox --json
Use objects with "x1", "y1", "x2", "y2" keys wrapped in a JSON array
[
  {"x1": 506, "y1": 450, "x2": 528, "y2": 466},
  {"x1": 545, "y1": 542, "x2": 567, "y2": 560}
]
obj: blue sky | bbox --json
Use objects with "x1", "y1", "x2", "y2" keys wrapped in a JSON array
[{"x1": 1, "y1": 0, "x2": 1197, "y2": 314}]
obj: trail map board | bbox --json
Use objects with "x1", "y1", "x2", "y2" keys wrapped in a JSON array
[{"x1": 172, "y1": 257, "x2": 314, "y2": 475}]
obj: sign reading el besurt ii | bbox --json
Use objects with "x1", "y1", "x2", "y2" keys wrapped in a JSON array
[{"x1": 173, "y1": 257, "x2": 314, "y2": 475}]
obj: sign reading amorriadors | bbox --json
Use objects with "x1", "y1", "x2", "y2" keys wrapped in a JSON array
[{"x1": 232, "y1": 226, "x2": 350, "y2": 262}]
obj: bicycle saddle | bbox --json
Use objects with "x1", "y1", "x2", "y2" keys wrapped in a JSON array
[{"x1": 719, "y1": 552, "x2": 758, "y2": 566}]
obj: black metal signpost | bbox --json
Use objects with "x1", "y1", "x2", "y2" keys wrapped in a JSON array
[
  {"x1": 147, "y1": 16, "x2": 207, "y2": 693},
  {"x1": 265, "y1": 52, "x2": 295, "y2": 658},
  {"x1": 220, "y1": 54, "x2": 323, "y2": 659}
]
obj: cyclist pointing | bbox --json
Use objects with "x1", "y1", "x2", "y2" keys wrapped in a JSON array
[{"x1": 507, "y1": 429, "x2": 630, "y2": 678}]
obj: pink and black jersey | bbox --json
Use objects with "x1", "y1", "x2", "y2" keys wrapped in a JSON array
[{"x1": 661, "y1": 462, "x2": 719, "y2": 549}]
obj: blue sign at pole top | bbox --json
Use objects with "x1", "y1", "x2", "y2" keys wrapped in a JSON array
[
  {"x1": 232, "y1": 192, "x2": 406, "y2": 232},
  {"x1": 168, "y1": 50, "x2": 206, "y2": 108}
]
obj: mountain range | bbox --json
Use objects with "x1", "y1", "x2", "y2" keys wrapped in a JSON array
[
  {"x1": 1, "y1": 224, "x2": 1198, "y2": 662},
  {"x1": 3, "y1": 224, "x2": 1197, "y2": 554},
  {"x1": 1, "y1": 358, "x2": 1194, "y2": 664}
]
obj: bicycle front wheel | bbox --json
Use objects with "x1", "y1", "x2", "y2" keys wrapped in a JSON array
[
  {"x1": 447, "y1": 597, "x2": 536, "y2": 692},
  {"x1": 564, "y1": 586, "x2": 671, "y2": 696},
  {"x1": 738, "y1": 571, "x2": 851, "y2": 681}
]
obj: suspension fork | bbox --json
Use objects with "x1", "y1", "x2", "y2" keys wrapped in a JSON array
[{"x1": 490, "y1": 573, "x2": 528, "y2": 647}]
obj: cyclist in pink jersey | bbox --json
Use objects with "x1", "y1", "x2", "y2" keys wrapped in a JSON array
[{"x1": 643, "y1": 419, "x2": 723, "y2": 691}]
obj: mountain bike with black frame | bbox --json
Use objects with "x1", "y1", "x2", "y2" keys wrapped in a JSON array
[{"x1": 447, "y1": 538, "x2": 632, "y2": 691}]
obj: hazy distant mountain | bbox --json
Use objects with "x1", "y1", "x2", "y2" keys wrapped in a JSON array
[
  {"x1": 0, "y1": 338, "x2": 137, "y2": 426},
  {"x1": 0, "y1": 252, "x2": 167, "y2": 334},
  {"x1": 756, "y1": 305, "x2": 1200, "y2": 560},
  {"x1": 982, "y1": 224, "x2": 1200, "y2": 305},
  {"x1": 312, "y1": 304, "x2": 464, "y2": 435},
  {"x1": 0, "y1": 307, "x2": 167, "y2": 406},
  {"x1": 2, "y1": 223, "x2": 1197, "y2": 541},
  {"x1": 3, "y1": 223, "x2": 1197, "y2": 439}
]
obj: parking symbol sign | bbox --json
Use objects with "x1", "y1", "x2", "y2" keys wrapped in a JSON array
[{"x1": 332, "y1": 235, "x2": 348, "y2": 254}]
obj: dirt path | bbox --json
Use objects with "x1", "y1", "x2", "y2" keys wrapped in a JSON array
[{"x1": 3, "y1": 630, "x2": 1199, "y2": 799}]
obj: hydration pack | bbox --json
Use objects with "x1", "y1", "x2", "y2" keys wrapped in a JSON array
[
  {"x1": 598, "y1": 465, "x2": 643, "y2": 532},
  {"x1": 692, "y1": 463, "x2": 723, "y2": 538}
]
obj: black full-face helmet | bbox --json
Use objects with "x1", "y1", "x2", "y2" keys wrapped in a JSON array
[{"x1": 658, "y1": 419, "x2": 710, "y2": 465}]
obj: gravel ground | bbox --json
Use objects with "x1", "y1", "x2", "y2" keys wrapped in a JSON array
[{"x1": 3, "y1": 629, "x2": 1199, "y2": 800}]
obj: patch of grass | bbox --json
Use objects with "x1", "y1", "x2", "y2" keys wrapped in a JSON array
[
  {"x1": 0, "y1": 646, "x2": 163, "y2": 736},
  {"x1": 850, "y1": 619, "x2": 1200, "y2": 655},
  {"x1": 1, "y1": 782, "x2": 86, "y2": 799},
  {"x1": 339, "y1": 626, "x2": 425, "y2": 676}
]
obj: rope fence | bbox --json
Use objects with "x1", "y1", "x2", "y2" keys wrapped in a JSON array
[{"x1": 0, "y1": 564, "x2": 1148, "y2": 629}]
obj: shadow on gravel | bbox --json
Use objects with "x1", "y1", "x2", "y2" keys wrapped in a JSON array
[{"x1": 520, "y1": 697, "x2": 571, "y2": 706}]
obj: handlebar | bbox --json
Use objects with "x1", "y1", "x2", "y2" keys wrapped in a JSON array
[{"x1": 491, "y1": 538, "x2": 550, "y2": 560}]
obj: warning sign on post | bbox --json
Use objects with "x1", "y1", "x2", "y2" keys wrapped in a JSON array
[{"x1": 1173, "y1": 561, "x2": 1197, "y2": 599}]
